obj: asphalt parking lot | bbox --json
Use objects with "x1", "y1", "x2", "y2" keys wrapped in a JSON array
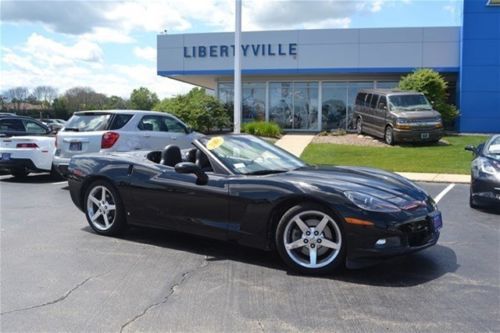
[{"x1": 1, "y1": 175, "x2": 499, "y2": 333}]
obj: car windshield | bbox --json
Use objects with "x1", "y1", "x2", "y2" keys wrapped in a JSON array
[
  {"x1": 388, "y1": 94, "x2": 432, "y2": 111},
  {"x1": 64, "y1": 113, "x2": 111, "y2": 132},
  {"x1": 200, "y1": 135, "x2": 306, "y2": 175},
  {"x1": 486, "y1": 136, "x2": 500, "y2": 158}
]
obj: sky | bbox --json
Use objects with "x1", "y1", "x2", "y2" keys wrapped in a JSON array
[{"x1": 0, "y1": 0, "x2": 463, "y2": 99}]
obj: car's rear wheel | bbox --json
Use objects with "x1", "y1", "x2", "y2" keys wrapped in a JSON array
[
  {"x1": 11, "y1": 168, "x2": 29, "y2": 178},
  {"x1": 385, "y1": 126, "x2": 395, "y2": 145},
  {"x1": 356, "y1": 118, "x2": 363, "y2": 134},
  {"x1": 84, "y1": 180, "x2": 126, "y2": 235},
  {"x1": 275, "y1": 204, "x2": 345, "y2": 275}
]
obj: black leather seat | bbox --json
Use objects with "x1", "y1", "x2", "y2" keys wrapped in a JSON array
[
  {"x1": 195, "y1": 150, "x2": 212, "y2": 172},
  {"x1": 184, "y1": 148, "x2": 197, "y2": 163},
  {"x1": 161, "y1": 145, "x2": 182, "y2": 167}
]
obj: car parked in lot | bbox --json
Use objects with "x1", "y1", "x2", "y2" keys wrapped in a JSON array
[
  {"x1": 41, "y1": 119, "x2": 66, "y2": 133},
  {"x1": 53, "y1": 110, "x2": 200, "y2": 177},
  {"x1": 354, "y1": 89, "x2": 444, "y2": 145},
  {"x1": 67, "y1": 134, "x2": 442, "y2": 274},
  {"x1": 466, "y1": 134, "x2": 500, "y2": 209},
  {"x1": 0, "y1": 115, "x2": 57, "y2": 178}
]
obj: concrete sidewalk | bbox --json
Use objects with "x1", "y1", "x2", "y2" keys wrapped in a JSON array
[
  {"x1": 275, "y1": 134, "x2": 470, "y2": 184},
  {"x1": 396, "y1": 172, "x2": 470, "y2": 184},
  {"x1": 275, "y1": 134, "x2": 315, "y2": 157}
]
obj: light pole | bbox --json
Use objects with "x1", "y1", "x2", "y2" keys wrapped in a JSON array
[{"x1": 234, "y1": 0, "x2": 242, "y2": 134}]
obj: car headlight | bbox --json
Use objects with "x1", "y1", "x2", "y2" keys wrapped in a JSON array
[
  {"x1": 478, "y1": 158, "x2": 499, "y2": 176},
  {"x1": 344, "y1": 191, "x2": 401, "y2": 213},
  {"x1": 396, "y1": 119, "x2": 410, "y2": 125}
]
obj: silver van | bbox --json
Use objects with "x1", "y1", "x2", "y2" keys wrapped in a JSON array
[{"x1": 353, "y1": 89, "x2": 444, "y2": 145}]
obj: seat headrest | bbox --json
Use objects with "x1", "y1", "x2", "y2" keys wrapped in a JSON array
[
  {"x1": 184, "y1": 148, "x2": 197, "y2": 163},
  {"x1": 161, "y1": 145, "x2": 182, "y2": 167},
  {"x1": 196, "y1": 150, "x2": 210, "y2": 170}
]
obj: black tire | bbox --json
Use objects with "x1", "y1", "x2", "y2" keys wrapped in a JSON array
[
  {"x1": 84, "y1": 180, "x2": 126, "y2": 236},
  {"x1": 356, "y1": 118, "x2": 363, "y2": 134},
  {"x1": 469, "y1": 189, "x2": 479, "y2": 209},
  {"x1": 384, "y1": 126, "x2": 395, "y2": 146},
  {"x1": 50, "y1": 165, "x2": 65, "y2": 181},
  {"x1": 275, "y1": 203, "x2": 346, "y2": 275},
  {"x1": 11, "y1": 168, "x2": 29, "y2": 178}
]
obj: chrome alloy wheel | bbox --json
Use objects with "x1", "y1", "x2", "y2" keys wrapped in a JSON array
[
  {"x1": 86, "y1": 185, "x2": 117, "y2": 231},
  {"x1": 283, "y1": 210, "x2": 342, "y2": 269}
]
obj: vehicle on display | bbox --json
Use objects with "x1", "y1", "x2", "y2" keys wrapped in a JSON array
[
  {"x1": 353, "y1": 89, "x2": 444, "y2": 145},
  {"x1": 466, "y1": 134, "x2": 500, "y2": 209},
  {"x1": 53, "y1": 110, "x2": 200, "y2": 177},
  {"x1": 67, "y1": 134, "x2": 443, "y2": 274},
  {"x1": 41, "y1": 119, "x2": 66, "y2": 133},
  {"x1": 0, "y1": 115, "x2": 57, "y2": 178}
]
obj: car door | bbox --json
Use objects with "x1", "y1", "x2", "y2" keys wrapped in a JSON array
[
  {"x1": 125, "y1": 151, "x2": 230, "y2": 240},
  {"x1": 137, "y1": 115, "x2": 168, "y2": 150},
  {"x1": 162, "y1": 116, "x2": 193, "y2": 149}
]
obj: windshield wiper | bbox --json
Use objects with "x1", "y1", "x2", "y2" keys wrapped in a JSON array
[
  {"x1": 244, "y1": 169, "x2": 288, "y2": 175},
  {"x1": 64, "y1": 127, "x2": 80, "y2": 132}
]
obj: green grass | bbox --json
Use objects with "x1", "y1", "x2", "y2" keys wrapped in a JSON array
[{"x1": 301, "y1": 135, "x2": 488, "y2": 174}]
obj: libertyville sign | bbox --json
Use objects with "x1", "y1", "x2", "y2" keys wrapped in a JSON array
[{"x1": 183, "y1": 43, "x2": 298, "y2": 58}]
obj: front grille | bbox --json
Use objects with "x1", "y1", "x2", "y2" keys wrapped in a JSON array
[{"x1": 399, "y1": 220, "x2": 433, "y2": 247}]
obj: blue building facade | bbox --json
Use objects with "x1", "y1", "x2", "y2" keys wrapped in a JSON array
[
  {"x1": 459, "y1": 0, "x2": 500, "y2": 133},
  {"x1": 157, "y1": 0, "x2": 499, "y2": 133}
]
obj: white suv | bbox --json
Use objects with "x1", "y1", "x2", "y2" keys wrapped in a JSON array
[{"x1": 53, "y1": 110, "x2": 200, "y2": 176}]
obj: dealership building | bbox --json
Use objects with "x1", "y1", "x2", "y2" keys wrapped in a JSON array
[{"x1": 157, "y1": 0, "x2": 499, "y2": 133}]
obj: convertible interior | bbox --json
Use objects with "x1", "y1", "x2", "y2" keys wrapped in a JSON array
[{"x1": 146, "y1": 145, "x2": 213, "y2": 172}]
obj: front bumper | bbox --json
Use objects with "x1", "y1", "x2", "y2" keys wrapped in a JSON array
[
  {"x1": 471, "y1": 177, "x2": 500, "y2": 206},
  {"x1": 393, "y1": 128, "x2": 443, "y2": 143},
  {"x1": 52, "y1": 155, "x2": 71, "y2": 177},
  {"x1": 345, "y1": 211, "x2": 441, "y2": 268}
]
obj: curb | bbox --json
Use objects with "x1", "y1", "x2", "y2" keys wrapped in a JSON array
[{"x1": 396, "y1": 172, "x2": 470, "y2": 184}]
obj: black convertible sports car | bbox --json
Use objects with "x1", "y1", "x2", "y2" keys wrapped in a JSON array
[
  {"x1": 67, "y1": 134, "x2": 442, "y2": 274},
  {"x1": 466, "y1": 134, "x2": 500, "y2": 209}
]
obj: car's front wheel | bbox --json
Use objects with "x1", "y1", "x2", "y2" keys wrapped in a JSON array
[
  {"x1": 84, "y1": 180, "x2": 126, "y2": 236},
  {"x1": 385, "y1": 126, "x2": 395, "y2": 145},
  {"x1": 275, "y1": 204, "x2": 345, "y2": 274}
]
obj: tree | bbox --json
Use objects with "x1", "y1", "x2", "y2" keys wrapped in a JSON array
[
  {"x1": 130, "y1": 87, "x2": 159, "y2": 110},
  {"x1": 104, "y1": 96, "x2": 129, "y2": 110},
  {"x1": 63, "y1": 87, "x2": 107, "y2": 111},
  {"x1": 5, "y1": 86, "x2": 30, "y2": 112},
  {"x1": 399, "y1": 69, "x2": 459, "y2": 124},
  {"x1": 154, "y1": 88, "x2": 230, "y2": 133},
  {"x1": 33, "y1": 86, "x2": 58, "y2": 110}
]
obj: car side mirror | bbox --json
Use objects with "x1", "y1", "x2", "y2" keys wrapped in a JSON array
[
  {"x1": 185, "y1": 126, "x2": 193, "y2": 134},
  {"x1": 174, "y1": 162, "x2": 208, "y2": 185},
  {"x1": 379, "y1": 103, "x2": 387, "y2": 111},
  {"x1": 465, "y1": 145, "x2": 477, "y2": 155}
]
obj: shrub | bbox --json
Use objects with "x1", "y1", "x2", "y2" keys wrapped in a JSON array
[
  {"x1": 399, "y1": 68, "x2": 460, "y2": 124},
  {"x1": 153, "y1": 88, "x2": 231, "y2": 133},
  {"x1": 242, "y1": 121, "x2": 282, "y2": 138}
]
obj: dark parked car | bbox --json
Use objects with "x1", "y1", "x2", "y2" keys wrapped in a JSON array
[
  {"x1": 67, "y1": 135, "x2": 442, "y2": 274},
  {"x1": 353, "y1": 89, "x2": 444, "y2": 145},
  {"x1": 466, "y1": 135, "x2": 500, "y2": 209}
]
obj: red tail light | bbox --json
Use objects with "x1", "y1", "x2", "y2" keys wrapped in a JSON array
[
  {"x1": 17, "y1": 143, "x2": 38, "y2": 148},
  {"x1": 101, "y1": 132, "x2": 120, "y2": 149}
]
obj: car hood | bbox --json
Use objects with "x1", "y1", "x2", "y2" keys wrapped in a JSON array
[
  {"x1": 280, "y1": 166, "x2": 429, "y2": 207},
  {"x1": 391, "y1": 110, "x2": 441, "y2": 119}
]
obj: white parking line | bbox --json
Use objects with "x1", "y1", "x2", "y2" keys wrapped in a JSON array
[
  {"x1": 434, "y1": 183, "x2": 456, "y2": 203},
  {"x1": 51, "y1": 181, "x2": 68, "y2": 185}
]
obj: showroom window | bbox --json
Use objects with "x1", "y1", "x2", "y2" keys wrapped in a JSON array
[
  {"x1": 218, "y1": 82, "x2": 266, "y2": 123},
  {"x1": 322, "y1": 81, "x2": 374, "y2": 131},
  {"x1": 269, "y1": 82, "x2": 318, "y2": 130}
]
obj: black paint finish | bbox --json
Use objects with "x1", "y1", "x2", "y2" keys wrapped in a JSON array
[{"x1": 68, "y1": 135, "x2": 441, "y2": 267}]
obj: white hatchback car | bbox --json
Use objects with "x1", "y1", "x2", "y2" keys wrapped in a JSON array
[
  {"x1": 0, "y1": 115, "x2": 57, "y2": 178},
  {"x1": 53, "y1": 110, "x2": 201, "y2": 176}
]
